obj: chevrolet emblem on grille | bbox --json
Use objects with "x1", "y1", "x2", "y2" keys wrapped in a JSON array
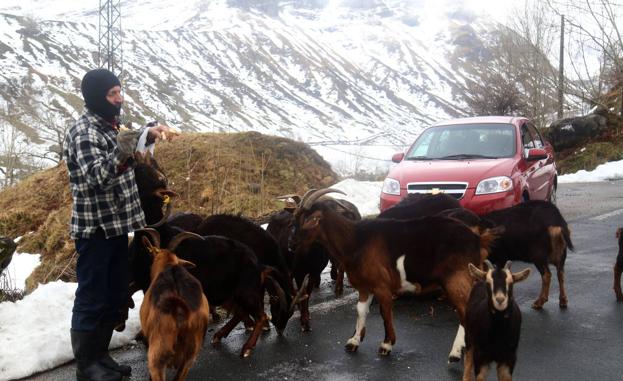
[{"x1": 430, "y1": 188, "x2": 442, "y2": 194}]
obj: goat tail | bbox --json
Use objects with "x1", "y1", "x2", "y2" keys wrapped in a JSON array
[
  {"x1": 563, "y1": 225, "x2": 574, "y2": 251},
  {"x1": 158, "y1": 295, "x2": 191, "y2": 327},
  {"x1": 477, "y1": 225, "x2": 505, "y2": 264}
]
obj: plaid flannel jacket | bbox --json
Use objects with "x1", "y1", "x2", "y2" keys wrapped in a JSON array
[{"x1": 63, "y1": 110, "x2": 146, "y2": 239}]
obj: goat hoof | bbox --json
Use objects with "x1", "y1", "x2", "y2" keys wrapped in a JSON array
[
  {"x1": 532, "y1": 299, "x2": 546, "y2": 309},
  {"x1": 344, "y1": 343, "x2": 359, "y2": 352},
  {"x1": 378, "y1": 344, "x2": 392, "y2": 356},
  {"x1": 448, "y1": 355, "x2": 461, "y2": 363},
  {"x1": 241, "y1": 349, "x2": 252, "y2": 358},
  {"x1": 211, "y1": 337, "x2": 222, "y2": 346},
  {"x1": 301, "y1": 325, "x2": 312, "y2": 333}
]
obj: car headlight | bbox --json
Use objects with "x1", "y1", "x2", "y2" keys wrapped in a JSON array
[
  {"x1": 475, "y1": 176, "x2": 513, "y2": 195},
  {"x1": 382, "y1": 177, "x2": 401, "y2": 195}
]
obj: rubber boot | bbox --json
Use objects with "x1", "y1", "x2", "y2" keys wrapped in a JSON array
[
  {"x1": 97, "y1": 326, "x2": 132, "y2": 377},
  {"x1": 71, "y1": 329, "x2": 122, "y2": 381}
]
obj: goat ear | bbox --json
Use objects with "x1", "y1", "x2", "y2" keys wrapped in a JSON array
[
  {"x1": 302, "y1": 211, "x2": 322, "y2": 230},
  {"x1": 512, "y1": 268, "x2": 531, "y2": 283},
  {"x1": 141, "y1": 236, "x2": 157, "y2": 257},
  {"x1": 468, "y1": 263, "x2": 486, "y2": 281},
  {"x1": 178, "y1": 259, "x2": 196, "y2": 269}
]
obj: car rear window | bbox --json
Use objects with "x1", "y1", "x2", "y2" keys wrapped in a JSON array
[{"x1": 405, "y1": 123, "x2": 516, "y2": 160}]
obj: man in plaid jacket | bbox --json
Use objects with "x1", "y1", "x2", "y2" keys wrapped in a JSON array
[{"x1": 63, "y1": 68, "x2": 174, "y2": 381}]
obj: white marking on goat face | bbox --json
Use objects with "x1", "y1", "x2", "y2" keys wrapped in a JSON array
[
  {"x1": 488, "y1": 269, "x2": 510, "y2": 311},
  {"x1": 396, "y1": 255, "x2": 421, "y2": 293}
]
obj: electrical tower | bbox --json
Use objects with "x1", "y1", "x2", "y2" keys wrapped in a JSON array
[{"x1": 98, "y1": 0, "x2": 123, "y2": 77}]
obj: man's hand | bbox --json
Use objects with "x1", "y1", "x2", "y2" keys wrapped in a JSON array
[{"x1": 147, "y1": 124, "x2": 179, "y2": 143}]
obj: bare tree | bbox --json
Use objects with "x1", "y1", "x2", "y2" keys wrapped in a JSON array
[
  {"x1": 548, "y1": 0, "x2": 623, "y2": 116},
  {"x1": 463, "y1": 70, "x2": 528, "y2": 116},
  {"x1": 509, "y1": 0, "x2": 560, "y2": 127},
  {"x1": 0, "y1": 103, "x2": 37, "y2": 187}
]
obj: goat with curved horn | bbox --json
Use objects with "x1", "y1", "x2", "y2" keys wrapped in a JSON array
[
  {"x1": 301, "y1": 188, "x2": 347, "y2": 210},
  {"x1": 167, "y1": 231, "x2": 205, "y2": 252}
]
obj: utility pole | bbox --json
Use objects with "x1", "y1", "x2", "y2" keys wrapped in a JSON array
[
  {"x1": 98, "y1": 0, "x2": 123, "y2": 77},
  {"x1": 557, "y1": 14, "x2": 564, "y2": 119}
]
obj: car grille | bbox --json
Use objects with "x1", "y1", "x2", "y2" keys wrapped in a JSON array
[{"x1": 406, "y1": 182, "x2": 468, "y2": 200}]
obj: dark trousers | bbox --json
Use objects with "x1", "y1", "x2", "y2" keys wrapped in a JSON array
[{"x1": 72, "y1": 228, "x2": 129, "y2": 332}]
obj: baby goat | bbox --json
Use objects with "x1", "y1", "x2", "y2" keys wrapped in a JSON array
[
  {"x1": 463, "y1": 260, "x2": 530, "y2": 381},
  {"x1": 140, "y1": 232, "x2": 210, "y2": 381}
]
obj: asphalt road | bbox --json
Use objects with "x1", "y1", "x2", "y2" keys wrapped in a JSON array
[{"x1": 21, "y1": 181, "x2": 623, "y2": 381}]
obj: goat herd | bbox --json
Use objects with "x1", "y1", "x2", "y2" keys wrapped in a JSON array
[{"x1": 123, "y1": 152, "x2": 619, "y2": 381}]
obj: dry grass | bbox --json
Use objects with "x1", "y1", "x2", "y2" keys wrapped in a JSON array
[{"x1": 0, "y1": 132, "x2": 338, "y2": 292}]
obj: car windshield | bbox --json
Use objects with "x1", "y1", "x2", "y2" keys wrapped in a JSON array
[{"x1": 405, "y1": 123, "x2": 516, "y2": 160}]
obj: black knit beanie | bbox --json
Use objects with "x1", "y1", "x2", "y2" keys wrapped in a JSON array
[{"x1": 81, "y1": 69, "x2": 122, "y2": 122}]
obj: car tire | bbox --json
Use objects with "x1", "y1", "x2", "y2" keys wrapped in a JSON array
[{"x1": 522, "y1": 193, "x2": 529, "y2": 203}]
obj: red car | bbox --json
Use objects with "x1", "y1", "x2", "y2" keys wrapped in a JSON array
[{"x1": 379, "y1": 116, "x2": 557, "y2": 215}]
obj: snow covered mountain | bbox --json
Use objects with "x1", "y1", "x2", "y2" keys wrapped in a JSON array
[{"x1": 0, "y1": 0, "x2": 532, "y2": 171}]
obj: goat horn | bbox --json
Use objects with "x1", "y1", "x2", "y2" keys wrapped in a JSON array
[
  {"x1": 167, "y1": 231, "x2": 204, "y2": 252},
  {"x1": 145, "y1": 201, "x2": 173, "y2": 228},
  {"x1": 275, "y1": 194, "x2": 300, "y2": 201},
  {"x1": 301, "y1": 188, "x2": 347, "y2": 210},
  {"x1": 484, "y1": 259, "x2": 494, "y2": 271},
  {"x1": 503, "y1": 260, "x2": 512, "y2": 270},
  {"x1": 299, "y1": 189, "x2": 318, "y2": 209},
  {"x1": 135, "y1": 227, "x2": 161, "y2": 249},
  {"x1": 333, "y1": 198, "x2": 352, "y2": 213},
  {"x1": 290, "y1": 274, "x2": 310, "y2": 312}
]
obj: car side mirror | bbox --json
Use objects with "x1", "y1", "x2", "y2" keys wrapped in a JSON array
[
  {"x1": 391, "y1": 152, "x2": 405, "y2": 163},
  {"x1": 526, "y1": 148, "x2": 547, "y2": 161}
]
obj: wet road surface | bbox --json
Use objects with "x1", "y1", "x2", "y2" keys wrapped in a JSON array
[{"x1": 22, "y1": 181, "x2": 623, "y2": 381}]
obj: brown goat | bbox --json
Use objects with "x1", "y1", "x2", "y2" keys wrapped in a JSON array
[
  {"x1": 140, "y1": 232, "x2": 210, "y2": 381},
  {"x1": 290, "y1": 189, "x2": 499, "y2": 359}
]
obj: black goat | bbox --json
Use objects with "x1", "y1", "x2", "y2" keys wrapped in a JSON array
[
  {"x1": 167, "y1": 212, "x2": 204, "y2": 233},
  {"x1": 267, "y1": 207, "x2": 330, "y2": 332},
  {"x1": 615, "y1": 228, "x2": 623, "y2": 301},
  {"x1": 266, "y1": 193, "x2": 362, "y2": 331},
  {"x1": 195, "y1": 214, "x2": 294, "y2": 294},
  {"x1": 131, "y1": 227, "x2": 304, "y2": 358},
  {"x1": 463, "y1": 260, "x2": 530, "y2": 381},
  {"x1": 134, "y1": 152, "x2": 178, "y2": 226},
  {"x1": 378, "y1": 193, "x2": 461, "y2": 219},
  {"x1": 481, "y1": 201, "x2": 572, "y2": 309}
]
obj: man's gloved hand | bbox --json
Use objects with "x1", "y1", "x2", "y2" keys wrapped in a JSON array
[{"x1": 116, "y1": 129, "x2": 142, "y2": 161}]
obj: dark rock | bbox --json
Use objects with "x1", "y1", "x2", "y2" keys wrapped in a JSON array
[
  {"x1": 0, "y1": 237, "x2": 18, "y2": 272},
  {"x1": 547, "y1": 113, "x2": 608, "y2": 151}
]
